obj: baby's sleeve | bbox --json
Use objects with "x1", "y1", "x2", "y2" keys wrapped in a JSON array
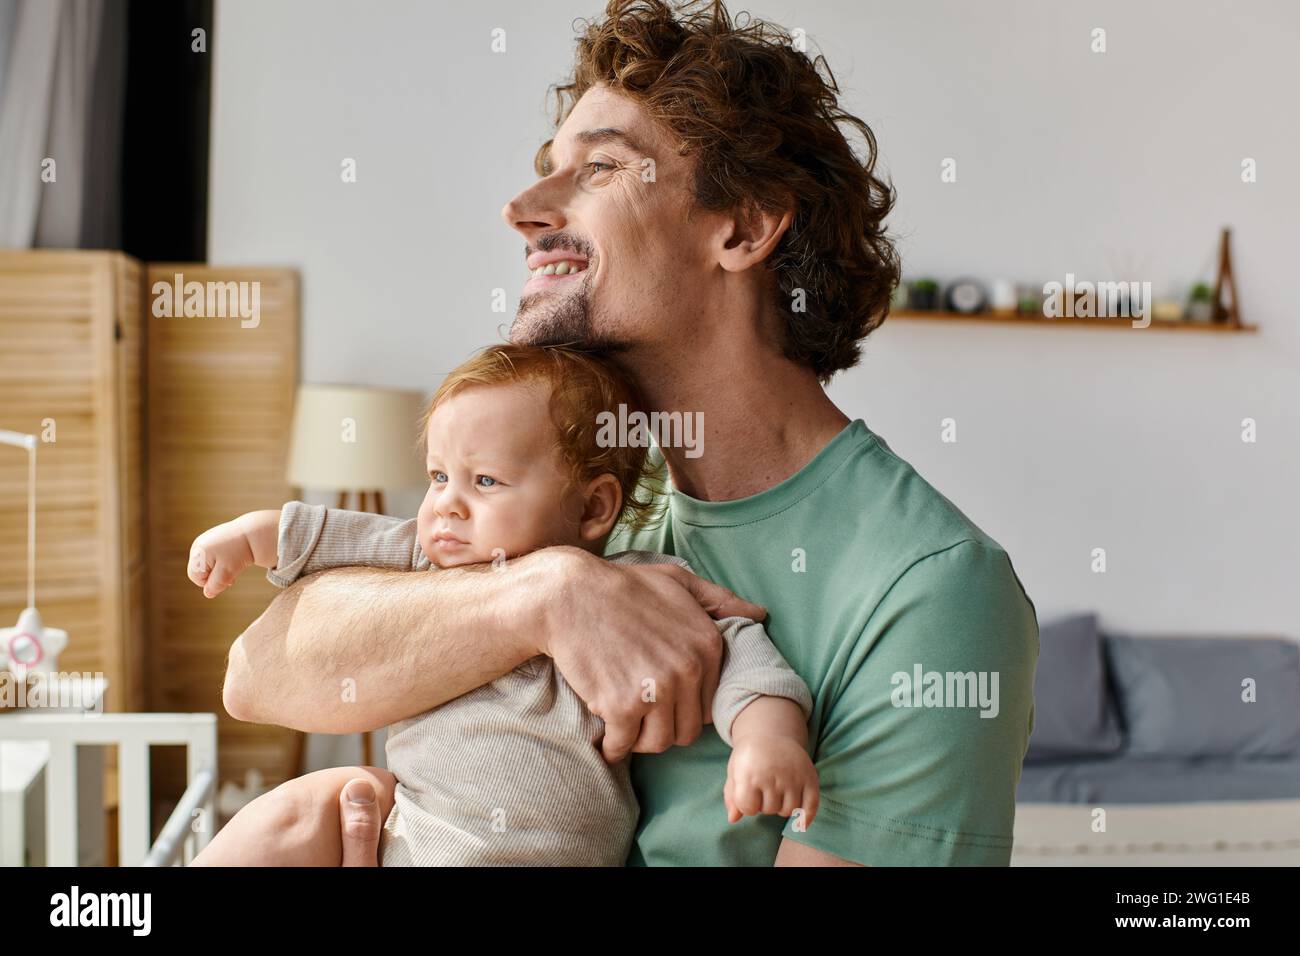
[
  {"x1": 712, "y1": 616, "x2": 815, "y2": 748},
  {"x1": 266, "y1": 501, "x2": 426, "y2": 588}
]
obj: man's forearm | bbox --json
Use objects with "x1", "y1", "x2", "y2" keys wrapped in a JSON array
[{"x1": 223, "y1": 554, "x2": 556, "y2": 733}]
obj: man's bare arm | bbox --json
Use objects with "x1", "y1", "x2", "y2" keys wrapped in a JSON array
[
  {"x1": 774, "y1": 838, "x2": 865, "y2": 867},
  {"x1": 223, "y1": 545, "x2": 768, "y2": 753},
  {"x1": 223, "y1": 557, "x2": 549, "y2": 733}
]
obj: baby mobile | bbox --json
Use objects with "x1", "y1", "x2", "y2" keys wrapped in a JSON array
[{"x1": 0, "y1": 430, "x2": 67, "y2": 677}]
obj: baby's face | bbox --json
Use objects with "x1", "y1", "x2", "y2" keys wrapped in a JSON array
[{"x1": 417, "y1": 382, "x2": 587, "y2": 568}]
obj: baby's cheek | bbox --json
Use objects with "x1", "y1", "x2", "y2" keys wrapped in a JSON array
[
  {"x1": 474, "y1": 515, "x2": 513, "y2": 562},
  {"x1": 414, "y1": 515, "x2": 438, "y2": 564},
  {"x1": 485, "y1": 510, "x2": 546, "y2": 563}
]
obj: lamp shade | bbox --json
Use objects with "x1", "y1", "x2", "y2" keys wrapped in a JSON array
[{"x1": 286, "y1": 384, "x2": 428, "y2": 490}]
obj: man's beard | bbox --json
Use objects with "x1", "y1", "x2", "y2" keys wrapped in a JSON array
[{"x1": 510, "y1": 275, "x2": 624, "y2": 353}]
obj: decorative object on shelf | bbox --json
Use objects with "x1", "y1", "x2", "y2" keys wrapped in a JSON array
[
  {"x1": 0, "y1": 431, "x2": 68, "y2": 677},
  {"x1": 1151, "y1": 300, "x2": 1184, "y2": 323},
  {"x1": 943, "y1": 278, "x2": 989, "y2": 315},
  {"x1": 1210, "y1": 227, "x2": 1242, "y2": 327},
  {"x1": 908, "y1": 278, "x2": 940, "y2": 311},
  {"x1": 1016, "y1": 284, "x2": 1043, "y2": 316},
  {"x1": 1186, "y1": 282, "x2": 1214, "y2": 323},
  {"x1": 990, "y1": 279, "x2": 1017, "y2": 316}
]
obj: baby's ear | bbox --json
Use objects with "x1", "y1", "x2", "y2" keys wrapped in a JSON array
[{"x1": 578, "y1": 474, "x2": 623, "y2": 541}]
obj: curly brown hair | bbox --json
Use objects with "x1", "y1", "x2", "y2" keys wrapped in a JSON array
[{"x1": 537, "y1": 0, "x2": 901, "y2": 383}]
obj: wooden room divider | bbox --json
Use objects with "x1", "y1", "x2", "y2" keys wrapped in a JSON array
[
  {"x1": 145, "y1": 264, "x2": 300, "y2": 789},
  {"x1": 0, "y1": 251, "x2": 147, "y2": 714}
]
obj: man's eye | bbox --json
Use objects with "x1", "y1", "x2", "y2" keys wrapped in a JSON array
[
  {"x1": 476, "y1": 475, "x2": 498, "y2": 488},
  {"x1": 586, "y1": 160, "x2": 614, "y2": 174}
]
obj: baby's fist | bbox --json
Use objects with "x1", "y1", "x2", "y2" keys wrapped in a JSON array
[
  {"x1": 723, "y1": 735, "x2": 820, "y2": 830},
  {"x1": 187, "y1": 521, "x2": 254, "y2": 599}
]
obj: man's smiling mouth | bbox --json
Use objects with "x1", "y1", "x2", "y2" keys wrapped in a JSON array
[
  {"x1": 528, "y1": 259, "x2": 588, "y2": 278},
  {"x1": 525, "y1": 249, "x2": 589, "y2": 282},
  {"x1": 523, "y1": 258, "x2": 590, "y2": 292}
]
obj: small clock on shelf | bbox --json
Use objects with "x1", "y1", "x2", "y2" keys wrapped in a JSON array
[{"x1": 944, "y1": 278, "x2": 989, "y2": 314}]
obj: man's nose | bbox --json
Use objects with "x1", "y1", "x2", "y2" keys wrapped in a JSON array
[{"x1": 501, "y1": 178, "x2": 567, "y2": 244}]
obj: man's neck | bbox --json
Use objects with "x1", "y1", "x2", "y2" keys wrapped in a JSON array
[{"x1": 620, "y1": 343, "x2": 852, "y2": 502}]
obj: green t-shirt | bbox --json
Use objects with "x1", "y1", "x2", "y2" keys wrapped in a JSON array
[{"x1": 604, "y1": 418, "x2": 1039, "y2": 866}]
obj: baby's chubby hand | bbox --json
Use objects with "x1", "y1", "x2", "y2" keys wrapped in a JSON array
[
  {"x1": 187, "y1": 509, "x2": 282, "y2": 598},
  {"x1": 187, "y1": 519, "x2": 256, "y2": 599},
  {"x1": 723, "y1": 733, "x2": 820, "y2": 830}
]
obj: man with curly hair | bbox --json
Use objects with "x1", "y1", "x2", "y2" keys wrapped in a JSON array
[{"x1": 213, "y1": 0, "x2": 1038, "y2": 867}]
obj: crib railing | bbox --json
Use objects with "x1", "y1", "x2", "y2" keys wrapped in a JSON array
[{"x1": 0, "y1": 712, "x2": 217, "y2": 866}]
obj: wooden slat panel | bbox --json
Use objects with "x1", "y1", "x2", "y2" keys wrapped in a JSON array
[
  {"x1": 146, "y1": 264, "x2": 299, "y2": 788},
  {"x1": 0, "y1": 251, "x2": 146, "y2": 714},
  {"x1": 114, "y1": 256, "x2": 146, "y2": 712}
]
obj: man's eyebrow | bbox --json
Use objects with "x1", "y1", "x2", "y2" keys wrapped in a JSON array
[
  {"x1": 542, "y1": 127, "x2": 648, "y2": 173},
  {"x1": 572, "y1": 127, "x2": 647, "y2": 154}
]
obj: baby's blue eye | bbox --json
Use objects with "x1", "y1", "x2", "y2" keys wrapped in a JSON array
[
  {"x1": 477, "y1": 475, "x2": 497, "y2": 488},
  {"x1": 431, "y1": 471, "x2": 447, "y2": 483}
]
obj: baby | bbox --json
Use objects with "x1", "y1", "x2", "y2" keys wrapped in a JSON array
[{"x1": 187, "y1": 344, "x2": 818, "y2": 865}]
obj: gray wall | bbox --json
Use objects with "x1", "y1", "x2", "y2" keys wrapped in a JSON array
[{"x1": 210, "y1": 0, "x2": 1299, "y2": 636}]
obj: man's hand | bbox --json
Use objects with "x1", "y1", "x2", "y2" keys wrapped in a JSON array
[
  {"x1": 538, "y1": 547, "x2": 767, "y2": 763},
  {"x1": 339, "y1": 779, "x2": 383, "y2": 867}
]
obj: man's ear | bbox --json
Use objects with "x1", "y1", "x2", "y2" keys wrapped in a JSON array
[
  {"x1": 578, "y1": 474, "x2": 624, "y2": 541},
  {"x1": 715, "y1": 199, "x2": 794, "y2": 274}
]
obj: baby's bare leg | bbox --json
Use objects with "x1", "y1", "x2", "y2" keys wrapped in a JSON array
[{"x1": 190, "y1": 766, "x2": 396, "y2": 866}]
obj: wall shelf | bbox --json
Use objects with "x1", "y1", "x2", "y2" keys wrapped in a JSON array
[{"x1": 890, "y1": 309, "x2": 1257, "y2": 333}]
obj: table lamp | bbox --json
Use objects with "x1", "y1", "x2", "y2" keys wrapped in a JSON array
[{"x1": 286, "y1": 384, "x2": 429, "y2": 515}]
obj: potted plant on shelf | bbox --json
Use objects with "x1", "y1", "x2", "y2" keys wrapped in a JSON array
[
  {"x1": 1017, "y1": 284, "x2": 1043, "y2": 316},
  {"x1": 1186, "y1": 282, "x2": 1214, "y2": 323},
  {"x1": 909, "y1": 278, "x2": 940, "y2": 311}
]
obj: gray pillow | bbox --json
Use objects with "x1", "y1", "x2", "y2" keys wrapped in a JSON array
[
  {"x1": 1025, "y1": 613, "x2": 1124, "y2": 761},
  {"x1": 1106, "y1": 635, "x2": 1300, "y2": 758}
]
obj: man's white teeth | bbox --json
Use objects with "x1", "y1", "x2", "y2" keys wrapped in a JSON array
[{"x1": 530, "y1": 260, "x2": 587, "y2": 277}]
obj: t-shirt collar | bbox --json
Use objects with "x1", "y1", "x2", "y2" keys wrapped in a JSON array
[{"x1": 661, "y1": 418, "x2": 875, "y2": 527}]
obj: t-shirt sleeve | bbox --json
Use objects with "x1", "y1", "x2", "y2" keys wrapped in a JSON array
[
  {"x1": 266, "y1": 501, "x2": 427, "y2": 588},
  {"x1": 781, "y1": 539, "x2": 1039, "y2": 866}
]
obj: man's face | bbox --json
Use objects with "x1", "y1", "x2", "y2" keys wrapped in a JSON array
[{"x1": 501, "y1": 84, "x2": 706, "y2": 352}]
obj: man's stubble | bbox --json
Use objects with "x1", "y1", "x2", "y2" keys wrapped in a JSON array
[{"x1": 510, "y1": 272, "x2": 626, "y2": 354}]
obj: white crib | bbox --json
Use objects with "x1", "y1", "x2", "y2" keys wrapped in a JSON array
[{"x1": 0, "y1": 712, "x2": 217, "y2": 866}]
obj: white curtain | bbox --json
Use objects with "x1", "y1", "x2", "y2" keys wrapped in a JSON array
[{"x1": 0, "y1": 0, "x2": 122, "y2": 249}]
